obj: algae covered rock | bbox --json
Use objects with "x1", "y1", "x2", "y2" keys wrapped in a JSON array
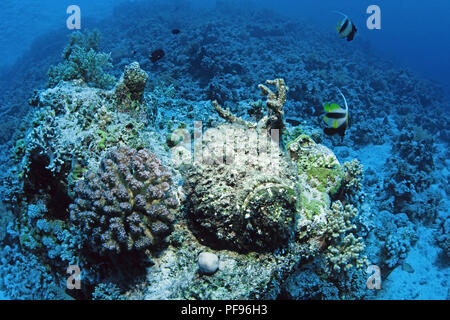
[
  {"x1": 184, "y1": 124, "x2": 299, "y2": 252},
  {"x1": 113, "y1": 62, "x2": 149, "y2": 113},
  {"x1": 287, "y1": 134, "x2": 343, "y2": 196},
  {"x1": 286, "y1": 134, "x2": 343, "y2": 242}
]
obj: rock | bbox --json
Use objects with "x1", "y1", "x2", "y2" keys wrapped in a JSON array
[
  {"x1": 401, "y1": 262, "x2": 415, "y2": 273},
  {"x1": 198, "y1": 252, "x2": 219, "y2": 275}
]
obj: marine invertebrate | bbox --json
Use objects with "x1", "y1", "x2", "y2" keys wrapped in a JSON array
[
  {"x1": 183, "y1": 124, "x2": 299, "y2": 252},
  {"x1": 48, "y1": 29, "x2": 115, "y2": 89},
  {"x1": 339, "y1": 159, "x2": 364, "y2": 202},
  {"x1": 287, "y1": 133, "x2": 343, "y2": 197},
  {"x1": 92, "y1": 283, "x2": 124, "y2": 300},
  {"x1": 70, "y1": 146, "x2": 179, "y2": 255},
  {"x1": 380, "y1": 127, "x2": 438, "y2": 221},
  {"x1": 213, "y1": 78, "x2": 288, "y2": 133},
  {"x1": 435, "y1": 215, "x2": 450, "y2": 259},
  {"x1": 322, "y1": 201, "x2": 367, "y2": 273},
  {"x1": 257, "y1": 78, "x2": 288, "y2": 132},
  {"x1": 113, "y1": 62, "x2": 149, "y2": 113}
]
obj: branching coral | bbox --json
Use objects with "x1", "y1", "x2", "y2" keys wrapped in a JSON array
[
  {"x1": 338, "y1": 159, "x2": 364, "y2": 202},
  {"x1": 258, "y1": 78, "x2": 288, "y2": 132},
  {"x1": 70, "y1": 146, "x2": 179, "y2": 256},
  {"x1": 212, "y1": 100, "x2": 256, "y2": 128},
  {"x1": 213, "y1": 78, "x2": 288, "y2": 134},
  {"x1": 48, "y1": 29, "x2": 115, "y2": 89},
  {"x1": 322, "y1": 201, "x2": 367, "y2": 273}
]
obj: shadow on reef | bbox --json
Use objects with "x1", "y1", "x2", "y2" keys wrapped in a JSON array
[
  {"x1": 23, "y1": 153, "x2": 71, "y2": 220},
  {"x1": 68, "y1": 249, "x2": 151, "y2": 300}
]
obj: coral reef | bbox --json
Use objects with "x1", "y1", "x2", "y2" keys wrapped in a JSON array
[
  {"x1": 113, "y1": 62, "x2": 149, "y2": 113},
  {"x1": 0, "y1": 244, "x2": 71, "y2": 300},
  {"x1": 70, "y1": 146, "x2": 179, "y2": 255},
  {"x1": 0, "y1": 0, "x2": 447, "y2": 300},
  {"x1": 280, "y1": 264, "x2": 340, "y2": 299},
  {"x1": 48, "y1": 29, "x2": 115, "y2": 89},
  {"x1": 380, "y1": 127, "x2": 438, "y2": 221},
  {"x1": 183, "y1": 123, "x2": 299, "y2": 252},
  {"x1": 92, "y1": 282, "x2": 124, "y2": 300},
  {"x1": 322, "y1": 201, "x2": 367, "y2": 274},
  {"x1": 435, "y1": 214, "x2": 450, "y2": 259}
]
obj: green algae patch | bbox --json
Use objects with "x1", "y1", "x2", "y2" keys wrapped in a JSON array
[
  {"x1": 301, "y1": 195, "x2": 326, "y2": 220},
  {"x1": 306, "y1": 166, "x2": 344, "y2": 196}
]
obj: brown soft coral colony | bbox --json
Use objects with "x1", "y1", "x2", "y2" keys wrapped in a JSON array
[{"x1": 69, "y1": 146, "x2": 179, "y2": 256}]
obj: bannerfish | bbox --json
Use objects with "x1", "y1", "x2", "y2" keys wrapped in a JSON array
[
  {"x1": 150, "y1": 49, "x2": 165, "y2": 63},
  {"x1": 334, "y1": 11, "x2": 357, "y2": 41},
  {"x1": 323, "y1": 88, "x2": 349, "y2": 137}
]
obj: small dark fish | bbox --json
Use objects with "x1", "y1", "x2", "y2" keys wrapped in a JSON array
[
  {"x1": 171, "y1": 29, "x2": 181, "y2": 35},
  {"x1": 334, "y1": 11, "x2": 357, "y2": 42},
  {"x1": 150, "y1": 49, "x2": 165, "y2": 63},
  {"x1": 323, "y1": 88, "x2": 349, "y2": 138}
]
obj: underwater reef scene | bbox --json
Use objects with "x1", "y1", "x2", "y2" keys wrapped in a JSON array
[{"x1": 0, "y1": 0, "x2": 448, "y2": 300}]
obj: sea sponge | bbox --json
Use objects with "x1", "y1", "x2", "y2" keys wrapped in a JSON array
[
  {"x1": 183, "y1": 123, "x2": 299, "y2": 252},
  {"x1": 70, "y1": 146, "x2": 179, "y2": 255}
]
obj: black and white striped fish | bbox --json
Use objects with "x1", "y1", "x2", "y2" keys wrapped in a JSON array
[
  {"x1": 323, "y1": 88, "x2": 349, "y2": 137},
  {"x1": 334, "y1": 11, "x2": 357, "y2": 41}
]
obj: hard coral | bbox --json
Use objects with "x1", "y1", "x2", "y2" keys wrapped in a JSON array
[
  {"x1": 323, "y1": 201, "x2": 367, "y2": 273},
  {"x1": 184, "y1": 124, "x2": 299, "y2": 252},
  {"x1": 70, "y1": 146, "x2": 179, "y2": 256},
  {"x1": 48, "y1": 29, "x2": 115, "y2": 89}
]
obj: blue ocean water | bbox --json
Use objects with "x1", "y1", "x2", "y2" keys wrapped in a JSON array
[{"x1": 0, "y1": 0, "x2": 448, "y2": 300}]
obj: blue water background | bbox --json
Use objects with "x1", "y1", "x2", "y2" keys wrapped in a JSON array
[{"x1": 1, "y1": 0, "x2": 449, "y2": 95}]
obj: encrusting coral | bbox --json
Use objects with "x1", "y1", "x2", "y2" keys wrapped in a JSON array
[{"x1": 70, "y1": 146, "x2": 179, "y2": 256}]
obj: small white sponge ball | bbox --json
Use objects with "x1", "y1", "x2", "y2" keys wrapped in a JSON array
[{"x1": 198, "y1": 252, "x2": 219, "y2": 274}]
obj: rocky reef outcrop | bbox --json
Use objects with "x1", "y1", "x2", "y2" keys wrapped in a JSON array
[
  {"x1": 113, "y1": 62, "x2": 149, "y2": 113},
  {"x1": 2, "y1": 58, "x2": 368, "y2": 299},
  {"x1": 184, "y1": 123, "x2": 299, "y2": 252}
]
